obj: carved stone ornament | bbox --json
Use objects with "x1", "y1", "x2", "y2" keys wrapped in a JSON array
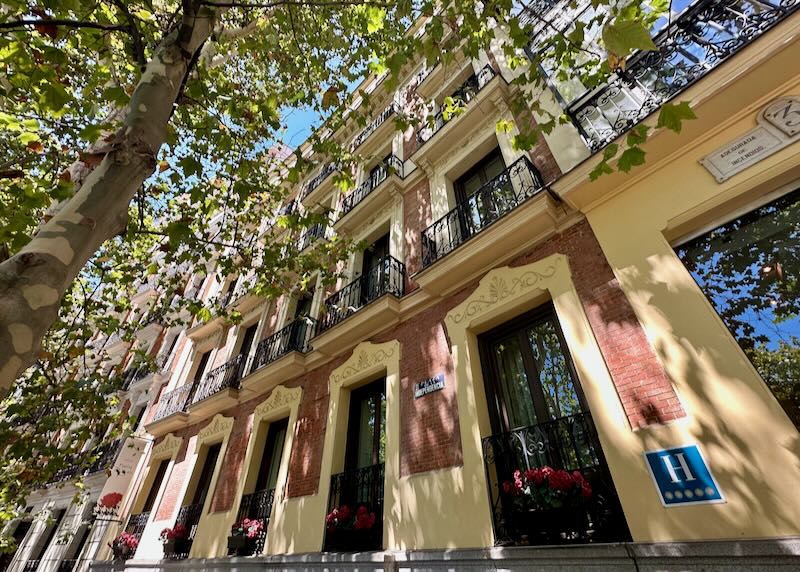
[
  {"x1": 254, "y1": 385, "x2": 302, "y2": 420},
  {"x1": 197, "y1": 413, "x2": 234, "y2": 444},
  {"x1": 330, "y1": 341, "x2": 399, "y2": 386},
  {"x1": 152, "y1": 433, "x2": 182, "y2": 459},
  {"x1": 448, "y1": 255, "x2": 564, "y2": 326}
]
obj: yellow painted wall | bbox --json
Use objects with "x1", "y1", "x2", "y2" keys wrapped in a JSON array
[{"x1": 579, "y1": 80, "x2": 800, "y2": 538}]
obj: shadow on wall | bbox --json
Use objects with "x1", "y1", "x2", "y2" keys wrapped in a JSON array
[{"x1": 611, "y1": 252, "x2": 800, "y2": 540}]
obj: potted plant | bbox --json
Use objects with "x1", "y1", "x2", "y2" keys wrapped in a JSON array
[
  {"x1": 324, "y1": 505, "x2": 378, "y2": 552},
  {"x1": 227, "y1": 518, "x2": 264, "y2": 555},
  {"x1": 159, "y1": 523, "x2": 189, "y2": 558},
  {"x1": 96, "y1": 492, "x2": 123, "y2": 518},
  {"x1": 109, "y1": 532, "x2": 139, "y2": 560},
  {"x1": 501, "y1": 466, "x2": 593, "y2": 542}
]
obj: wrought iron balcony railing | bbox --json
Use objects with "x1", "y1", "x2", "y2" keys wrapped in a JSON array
[
  {"x1": 125, "y1": 511, "x2": 151, "y2": 542},
  {"x1": 87, "y1": 438, "x2": 122, "y2": 474},
  {"x1": 121, "y1": 366, "x2": 150, "y2": 391},
  {"x1": 189, "y1": 354, "x2": 245, "y2": 405},
  {"x1": 169, "y1": 503, "x2": 203, "y2": 560},
  {"x1": 421, "y1": 156, "x2": 545, "y2": 268},
  {"x1": 250, "y1": 317, "x2": 316, "y2": 374},
  {"x1": 232, "y1": 487, "x2": 275, "y2": 555},
  {"x1": 300, "y1": 163, "x2": 337, "y2": 200},
  {"x1": 317, "y1": 255, "x2": 405, "y2": 334},
  {"x1": 298, "y1": 222, "x2": 327, "y2": 252},
  {"x1": 561, "y1": 0, "x2": 800, "y2": 152},
  {"x1": 416, "y1": 64, "x2": 496, "y2": 145},
  {"x1": 152, "y1": 384, "x2": 192, "y2": 422},
  {"x1": 351, "y1": 103, "x2": 399, "y2": 151},
  {"x1": 58, "y1": 560, "x2": 77, "y2": 572},
  {"x1": 481, "y1": 411, "x2": 629, "y2": 545},
  {"x1": 23, "y1": 560, "x2": 40, "y2": 572},
  {"x1": 338, "y1": 156, "x2": 404, "y2": 221},
  {"x1": 324, "y1": 462, "x2": 384, "y2": 552}
]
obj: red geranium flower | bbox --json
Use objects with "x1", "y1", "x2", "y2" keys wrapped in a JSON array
[{"x1": 99, "y1": 492, "x2": 123, "y2": 509}]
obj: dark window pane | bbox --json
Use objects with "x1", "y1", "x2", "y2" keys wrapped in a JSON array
[
  {"x1": 676, "y1": 189, "x2": 800, "y2": 428},
  {"x1": 491, "y1": 336, "x2": 538, "y2": 429}
]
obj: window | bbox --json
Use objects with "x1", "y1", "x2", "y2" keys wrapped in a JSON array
[
  {"x1": 191, "y1": 351, "x2": 211, "y2": 386},
  {"x1": 477, "y1": 306, "x2": 630, "y2": 545},
  {"x1": 238, "y1": 324, "x2": 258, "y2": 358},
  {"x1": 141, "y1": 459, "x2": 170, "y2": 513},
  {"x1": 455, "y1": 148, "x2": 507, "y2": 203},
  {"x1": 345, "y1": 379, "x2": 386, "y2": 470},
  {"x1": 479, "y1": 305, "x2": 586, "y2": 432},
  {"x1": 676, "y1": 189, "x2": 800, "y2": 429},
  {"x1": 254, "y1": 419, "x2": 289, "y2": 492},
  {"x1": 29, "y1": 509, "x2": 65, "y2": 563},
  {"x1": 190, "y1": 443, "x2": 222, "y2": 507}
]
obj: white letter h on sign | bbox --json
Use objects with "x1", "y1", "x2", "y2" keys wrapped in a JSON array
[{"x1": 661, "y1": 453, "x2": 696, "y2": 484}]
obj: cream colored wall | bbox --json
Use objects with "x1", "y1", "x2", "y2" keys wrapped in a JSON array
[
  {"x1": 581, "y1": 83, "x2": 800, "y2": 540},
  {"x1": 192, "y1": 385, "x2": 303, "y2": 557},
  {"x1": 130, "y1": 434, "x2": 183, "y2": 559},
  {"x1": 184, "y1": 415, "x2": 234, "y2": 558}
]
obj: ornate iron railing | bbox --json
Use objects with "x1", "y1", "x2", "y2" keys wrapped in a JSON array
[
  {"x1": 298, "y1": 222, "x2": 327, "y2": 251},
  {"x1": 189, "y1": 354, "x2": 245, "y2": 405},
  {"x1": 481, "y1": 411, "x2": 629, "y2": 545},
  {"x1": 124, "y1": 511, "x2": 151, "y2": 542},
  {"x1": 300, "y1": 163, "x2": 337, "y2": 200},
  {"x1": 231, "y1": 488, "x2": 276, "y2": 556},
  {"x1": 562, "y1": 0, "x2": 800, "y2": 152},
  {"x1": 121, "y1": 366, "x2": 150, "y2": 391},
  {"x1": 169, "y1": 503, "x2": 203, "y2": 560},
  {"x1": 152, "y1": 384, "x2": 192, "y2": 421},
  {"x1": 23, "y1": 560, "x2": 40, "y2": 572},
  {"x1": 50, "y1": 456, "x2": 82, "y2": 483},
  {"x1": 324, "y1": 463, "x2": 384, "y2": 552},
  {"x1": 87, "y1": 438, "x2": 122, "y2": 474},
  {"x1": 351, "y1": 103, "x2": 399, "y2": 150},
  {"x1": 421, "y1": 156, "x2": 545, "y2": 268},
  {"x1": 317, "y1": 256, "x2": 405, "y2": 334},
  {"x1": 57, "y1": 560, "x2": 77, "y2": 572},
  {"x1": 250, "y1": 317, "x2": 316, "y2": 374},
  {"x1": 338, "y1": 156, "x2": 404, "y2": 220},
  {"x1": 416, "y1": 64, "x2": 497, "y2": 145}
]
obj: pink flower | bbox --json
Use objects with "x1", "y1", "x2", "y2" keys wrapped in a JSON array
[{"x1": 338, "y1": 505, "x2": 352, "y2": 522}]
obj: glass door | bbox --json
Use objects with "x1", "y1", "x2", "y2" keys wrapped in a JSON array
[{"x1": 478, "y1": 305, "x2": 630, "y2": 544}]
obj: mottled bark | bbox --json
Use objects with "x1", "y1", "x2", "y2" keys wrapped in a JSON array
[{"x1": 0, "y1": 6, "x2": 219, "y2": 391}]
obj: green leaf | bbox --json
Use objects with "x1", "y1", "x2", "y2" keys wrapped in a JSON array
[
  {"x1": 656, "y1": 101, "x2": 697, "y2": 133},
  {"x1": 589, "y1": 161, "x2": 613, "y2": 181},
  {"x1": 617, "y1": 146, "x2": 646, "y2": 173},
  {"x1": 366, "y1": 7, "x2": 386, "y2": 34},
  {"x1": 602, "y1": 19, "x2": 657, "y2": 58}
]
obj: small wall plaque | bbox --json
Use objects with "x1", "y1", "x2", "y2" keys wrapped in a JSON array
[
  {"x1": 700, "y1": 95, "x2": 800, "y2": 182},
  {"x1": 414, "y1": 374, "x2": 445, "y2": 398}
]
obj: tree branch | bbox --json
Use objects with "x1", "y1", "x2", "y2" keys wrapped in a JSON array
[
  {"x1": 0, "y1": 19, "x2": 127, "y2": 32},
  {"x1": 112, "y1": 0, "x2": 147, "y2": 68}
]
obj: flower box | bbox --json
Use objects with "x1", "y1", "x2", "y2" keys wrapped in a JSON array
[
  {"x1": 162, "y1": 538, "x2": 191, "y2": 559},
  {"x1": 323, "y1": 528, "x2": 378, "y2": 552}
]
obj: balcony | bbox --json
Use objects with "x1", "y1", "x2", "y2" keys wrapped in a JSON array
[
  {"x1": 335, "y1": 156, "x2": 404, "y2": 232},
  {"x1": 168, "y1": 503, "x2": 203, "y2": 559},
  {"x1": 297, "y1": 222, "x2": 327, "y2": 252},
  {"x1": 481, "y1": 411, "x2": 629, "y2": 545},
  {"x1": 231, "y1": 488, "x2": 275, "y2": 556},
  {"x1": 86, "y1": 438, "x2": 122, "y2": 474},
  {"x1": 560, "y1": 0, "x2": 800, "y2": 152},
  {"x1": 124, "y1": 511, "x2": 151, "y2": 543},
  {"x1": 148, "y1": 384, "x2": 191, "y2": 432},
  {"x1": 299, "y1": 163, "x2": 337, "y2": 204},
  {"x1": 350, "y1": 102, "x2": 399, "y2": 156},
  {"x1": 412, "y1": 65, "x2": 502, "y2": 163},
  {"x1": 58, "y1": 560, "x2": 77, "y2": 572},
  {"x1": 313, "y1": 256, "x2": 405, "y2": 355},
  {"x1": 241, "y1": 318, "x2": 315, "y2": 392},
  {"x1": 323, "y1": 463, "x2": 384, "y2": 552},
  {"x1": 23, "y1": 560, "x2": 40, "y2": 572},
  {"x1": 415, "y1": 156, "x2": 563, "y2": 295},
  {"x1": 187, "y1": 355, "x2": 245, "y2": 414},
  {"x1": 120, "y1": 365, "x2": 151, "y2": 391}
]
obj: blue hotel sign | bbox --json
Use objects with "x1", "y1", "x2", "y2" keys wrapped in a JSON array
[{"x1": 644, "y1": 444, "x2": 725, "y2": 507}]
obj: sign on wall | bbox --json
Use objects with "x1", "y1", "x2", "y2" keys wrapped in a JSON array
[
  {"x1": 700, "y1": 96, "x2": 800, "y2": 182},
  {"x1": 414, "y1": 373, "x2": 445, "y2": 398},
  {"x1": 644, "y1": 444, "x2": 725, "y2": 507}
]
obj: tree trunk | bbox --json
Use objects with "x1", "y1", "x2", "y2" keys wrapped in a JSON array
[{"x1": 0, "y1": 6, "x2": 219, "y2": 391}]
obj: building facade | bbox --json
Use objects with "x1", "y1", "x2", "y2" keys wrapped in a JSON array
[
  {"x1": 90, "y1": 0, "x2": 800, "y2": 569},
  {"x1": 1, "y1": 284, "x2": 180, "y2": 572}
]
